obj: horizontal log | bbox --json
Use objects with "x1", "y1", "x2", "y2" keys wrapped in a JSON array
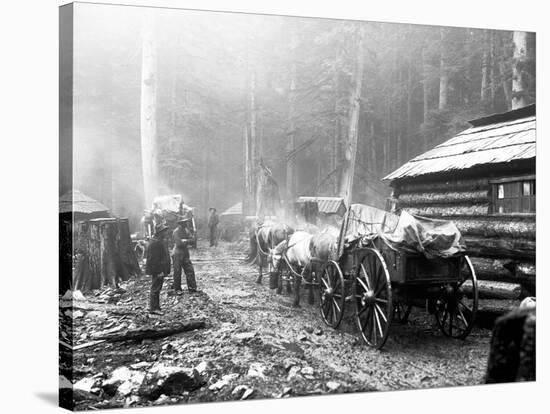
[
  {"x1": 470, "y1": 257, "x2": 535, "y2": 285},
  {"x1": 398, "y1": 190, "x2": 489, "y2": 207},
  {"x1": 465, "y1": 237, "x2": 535, "y2": 259},
  {"x1": 451, "y1": 217, "x2": 536, "y2": 240},
  {"x1": 476, "y1": 299, "x2": 521, "y2": 329},
  {"x1": 516, "y1": 262, "x2": 536, "y2": 280},
  {"x1": 395, "y1": 177, "x2": 490, "y2": 195},
  {"x1": 463, "y1": 280, "x2": 522, "y2": 300},
  {"x1": 92, "y1": 320, "x2": 207, "y2": 342},
  {"x1": 403, "y1": 204, "x2": 489, "y2": 216},
  {"x1": 470, "y1": 257, "x2": 515, "y2": 279}
]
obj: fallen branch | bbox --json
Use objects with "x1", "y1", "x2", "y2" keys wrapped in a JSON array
[
  {"x1": 73, "y1": 340, "x2": 108, "y2": 350},
  {"x1": 60, "y1": 339, "x2": 108, "y2": 351},
  {"x1": 92, "y1": 320, "x2": 207, "y2": 342}
]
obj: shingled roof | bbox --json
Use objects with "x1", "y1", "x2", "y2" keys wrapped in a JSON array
[
  {"x1": 296, "y1": 196, "x2": 346, "y2": 215},
  {"x1": 220, "y1": 202, "x2": 242, "y2": 216},
  {"x1": 383, "y1": 105, "x2": 536, "y2": 182},
  {"x1": 59, "y1": 190, "x2": 110, "y2": 215}
]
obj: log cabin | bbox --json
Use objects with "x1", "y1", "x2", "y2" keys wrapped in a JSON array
[{"x1": 383, "y1": 104, "x2": 536, "y2": 297}]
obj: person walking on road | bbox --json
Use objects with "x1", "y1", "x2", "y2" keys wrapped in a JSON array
[
  {"x1": 146, "y1": 224, "x2": 171, "y2": 315},
  {"x1": 172, "y1": 218, "x2": 197, "y2": 295},
  {"x1": 208, "y1": 207, "x2": 219, "y2": 247}
]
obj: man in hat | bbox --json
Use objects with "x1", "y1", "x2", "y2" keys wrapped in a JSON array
[
  {"x1": 172, "y1": 218, "x2": 197, "y2": 295},
  {"x1": 207, "y1": 207, "x2": 219, "y2": 247},
  {"x1": 146, "y1": 224, "x2": 171, "y2": 314}
]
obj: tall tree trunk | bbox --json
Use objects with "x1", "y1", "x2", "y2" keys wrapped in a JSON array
[
  {"x1": 384, "y1": 93, "x2": 391, "y2": 174},
  {"x1": 421, "y1": 44, "x2": 430, "y2": 152},
  {"x1": 286, "y1": 25, "x2": 297, "y2": 204},
  {"x1": 511, "y1": 31, "x2": 528, "y2": 109},
  {"x1": 140, "y1": 15, "x2": 158, "y2": 209},
  {"x1": 370, "y1": 120, "x2": 376, "y2": 173},
  {"x1": 331, "y1": 50, "x2": 341, "y2": 194},
  {"x1": 243, "y1": 125, "x2": 253, "y2": 216},
  {"x1": 243, "y1": 30, "x2": 257, "y2": 217},
  {"x1": 249, "y1": 70, "x2": 257, "y2": 200},
  {"x1": 438, "y1": 28, "x2": 449, "y2": 110},
  {"x1": 339, "y1": 25, "x2": 365, "y2": 206},
  {"x1": 317, "y1": 147, "x2": 322, "y2": 194},
  {"x1": 498, "y1": 33, "x2": 513, "y2": 111},
  {"x1": 202, "y1": 139, "x2": 210, "y2": 218},
  {"x1": 490, "y1": 31, "x2": 497, "y2": 109},
  {"x1": 481, "y1": 30, "x2": 490, "y2": 104},
  {"x1": 405, "y1": 52, "x2": 413, "y2": 163},
  {"x1": 396, "y1": 55, "x2": 403, "y2": 167}
]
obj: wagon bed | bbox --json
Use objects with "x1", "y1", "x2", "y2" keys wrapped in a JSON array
[{"x1": 316, "y1": 204, "x2": 479, "y2": 349}]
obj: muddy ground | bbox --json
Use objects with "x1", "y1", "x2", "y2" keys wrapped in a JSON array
[{"x1": 61, "y1": 239, "x2": 493, "y2": 410}]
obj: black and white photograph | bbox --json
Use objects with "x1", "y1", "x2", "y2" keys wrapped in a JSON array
[{"x1": 56, "y1": 1, "x2": 538, "y2": 411}]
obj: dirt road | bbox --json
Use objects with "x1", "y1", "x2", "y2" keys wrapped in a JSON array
[{"x1": 65, "y1": 240, "x2": 492, "y2": 410}]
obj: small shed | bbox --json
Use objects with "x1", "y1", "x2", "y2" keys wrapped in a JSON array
[
  {"x1": 220, "y1": 202, "x2": 243, "y2": 217},
  {"x1": 296, "y1": 196, "x2": 347, "y2": 216},
  {"x1": 219, "y1": 202, "x2": 245, "y2": 241},
  {"x1": 384, "y1": 105, "x2": 536, "y2": 295},
  {"x1": 59, "y1": 189, "x2": 110, "y2": 220}
]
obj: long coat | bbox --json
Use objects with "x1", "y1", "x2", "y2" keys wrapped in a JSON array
[{"x1": 145, "y1": 237, "x2": 171, "y2": 276}]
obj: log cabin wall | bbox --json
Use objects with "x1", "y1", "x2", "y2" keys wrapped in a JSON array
[{"x1": 392, "y1": 166, "x2": 536, "y2": 296}]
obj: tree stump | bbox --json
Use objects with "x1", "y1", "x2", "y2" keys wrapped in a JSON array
[
  {"x1": 485, "y1": 307, "x2": 536, "y2": 383},
  {"x1": 116, "y1": 218, "x2": 141, "y2": 281},
  {"x1": 74, "y1": 218, "x2": 140, "y2": 291}
]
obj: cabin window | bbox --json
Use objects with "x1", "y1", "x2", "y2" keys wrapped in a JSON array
[{"x1": 492, "y1": 177, "x2": 535, "y2": 214}]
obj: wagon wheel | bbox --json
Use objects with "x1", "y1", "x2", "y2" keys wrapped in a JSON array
[
  {"x1": 318, "y1": 260, "x2": 345, "y2": 329},
  {"x1": 393, "y1": 301, "x2": 412, "y2": 324},
  {"x1": 355, "y1": 249, "x2": 393, "y2": 349},
  {"x1": 435, "y1": 255, "x2": 478, "y2": 339}
]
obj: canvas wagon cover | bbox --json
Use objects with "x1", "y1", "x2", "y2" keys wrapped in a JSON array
[
  {"x1": 152, "y1": 194, "x2": 184, "y2": 212},
  {"x1": 344, "y1": 204, "x2": 466, "y2": 258}
]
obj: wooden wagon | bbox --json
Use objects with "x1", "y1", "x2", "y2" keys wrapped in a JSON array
[{"x1": 281, "y1": 204, "x2": 480, "y2": 349}]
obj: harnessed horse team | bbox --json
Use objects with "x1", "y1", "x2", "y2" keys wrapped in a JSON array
[{"x1": 247, "y1": 219, "x2": 339, "y2": 307}]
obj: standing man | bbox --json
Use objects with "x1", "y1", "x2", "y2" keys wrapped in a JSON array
[
  {"x1": 208, "y1": 207, "x2": 219, "y2": 247},
  {"x1": 172, "y1": 218, "x2": 197, "y2": 295},
  {"x1": 146, "y1": 224, "x2": 171, "y2": 315}
]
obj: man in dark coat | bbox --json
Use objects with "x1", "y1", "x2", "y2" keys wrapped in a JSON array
[
  {"x1": 208, "y1": 207, "x2": 219, "y2": 247},
  {"x1": 172, "y1": 218, "x2": 197, "y2": 295},
  {"x1": 146, "y1": 224, "x2": 171, "y2": 315}
]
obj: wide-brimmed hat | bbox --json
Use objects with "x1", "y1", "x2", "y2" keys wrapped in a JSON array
[{"x1": 154, "y1": 224, "x2": 169, "y2": 235}]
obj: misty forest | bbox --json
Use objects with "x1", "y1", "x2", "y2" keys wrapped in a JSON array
[
  {"x1": 71, "y1": 5, "x2": 535, "y2": 229},
  {"x1": 60, "y1": 5, "x2": 538, "y2": 409}
]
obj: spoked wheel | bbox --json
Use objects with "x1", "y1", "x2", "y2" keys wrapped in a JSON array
[
  {"x1": 318, "y1": 260, "x2": 345, "y2": 329},
  {"x1": 393, "y1": 301, "x2": 412, "y2": 324},
  {"x1": 435, "y1": 255, "x2": 478, "y2": 339},
  {"x1": 355, "y1": 249, "x2": 393, "y2": 349}
]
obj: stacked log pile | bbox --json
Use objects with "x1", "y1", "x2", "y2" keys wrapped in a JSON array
[
  {"x1": 394, "y1": 176, "x2": 536, "y2": 301},
  {"x1": 74, "y1": 218, "x2": 141, "y2": 291}
]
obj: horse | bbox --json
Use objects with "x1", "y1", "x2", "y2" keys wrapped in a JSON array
[
  {"x1": 271, "y1": 226, "x2": 339, "y2": 307},
  {"x1": 247, "y1": 220, "x2": 293, "y2": 284}
]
